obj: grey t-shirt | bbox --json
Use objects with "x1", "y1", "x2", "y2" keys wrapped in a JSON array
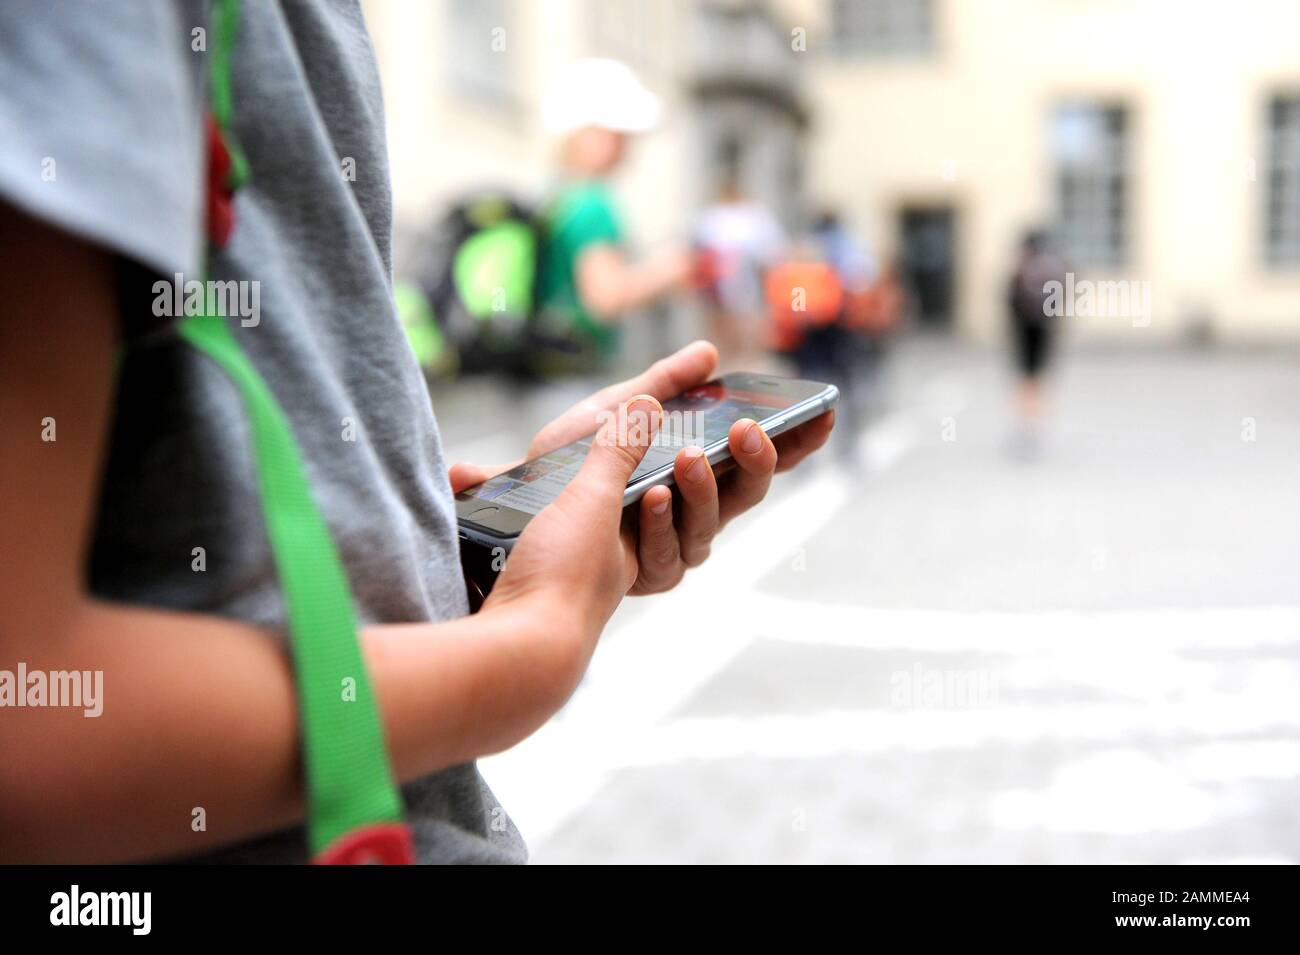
[{"x1": 0, "y1": 0, "x2": 526, "y2": 864}]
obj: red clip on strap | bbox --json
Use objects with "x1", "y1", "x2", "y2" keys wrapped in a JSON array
[
  {"x1": 312, "y1": 823, "x2": 416, "y2": 865},
  {"x1": 205, "y1": 112, "x2": 235, "y2": 247}
]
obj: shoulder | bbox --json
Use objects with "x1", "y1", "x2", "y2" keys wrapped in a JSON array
[{"x1": 0, "y1": 1, "x2": 208, "y2": 277}]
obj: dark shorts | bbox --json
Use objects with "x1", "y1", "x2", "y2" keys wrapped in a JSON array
[{"x1": 1012, "y1": 319, "x2": 1053, "y2": 377}]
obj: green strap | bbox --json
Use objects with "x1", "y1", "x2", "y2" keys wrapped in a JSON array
[
  {"x1": 179, "y1": 312, "x2": 404, "y2": 854},
  {"x1": 208, "y1": 0, "x2": 249, "y2": 188},
  {"x1": 196, "y1": 0, "x2": 405, "y2": 856}
]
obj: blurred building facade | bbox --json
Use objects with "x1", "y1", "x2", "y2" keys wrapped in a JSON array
[
  {"x1": 805, "y1": 0, "x2": 1300, "y2": 341},
  {"x1": 365, "y1": 0, "x2": 1300, "y2": 344}
]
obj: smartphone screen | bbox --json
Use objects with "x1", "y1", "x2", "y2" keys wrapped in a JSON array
[{"x1": 456, "y1": 373, "x2": 834, "y2": 542}]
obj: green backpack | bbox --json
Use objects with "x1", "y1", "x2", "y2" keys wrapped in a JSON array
[{"x1": 400, "y1": 194, "x2": 543, "y2": 377}]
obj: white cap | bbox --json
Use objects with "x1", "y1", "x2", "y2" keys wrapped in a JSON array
[{"x1": 541, "y1": 58, "x2": 662, "y2": 134}]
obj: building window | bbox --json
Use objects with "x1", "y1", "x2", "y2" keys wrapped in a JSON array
[
  {"x1": 1265, "y1": 93, "x2": 1300, "y2": 267},
  {"x1": 830, "y1": 0, "x2": 934, "y2": 57},
  {"x1": 1051, "y1": 103, "x2": 1129, "y2": 268},
  {"x1": 442, "y1": 0, "x2": 515, "y2": 107}
]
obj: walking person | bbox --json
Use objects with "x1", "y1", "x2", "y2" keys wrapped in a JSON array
[
  {"x1": 531, "y1": 58, "x2": 693, "y2": 374},
  {"x1": 1007, "y1": 229, "x2": 1067, "y2": 454}
]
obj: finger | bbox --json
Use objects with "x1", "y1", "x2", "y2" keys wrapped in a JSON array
[
  {"x1": 563, "y1": 395, "x2": 662, "y2": 514},
  {"x1": 448, "y1": 459, "x2": 520, "y2": 494},
  {"x1": 634, "y1": 485, "x2": 683, "y2": 593},
  {"x1": 717, "y1": 418, "x2": 777, "y2": 525},
  {"x1": 527, "y1": 341, "x2": 719, "y2": 456},
  {"x1": 672, "y1": 444, "x2": 720, "y2": 567},
  {"x1": 772, "y1": 410, "x2": 836, "y2": 473}
]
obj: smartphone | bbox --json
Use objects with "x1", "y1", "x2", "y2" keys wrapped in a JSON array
[{"x1": 455, "y1": 372, "x2": 838, "y2": 553}]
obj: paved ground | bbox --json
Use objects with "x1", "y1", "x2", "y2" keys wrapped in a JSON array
[{"x1": 438, "y1": 336, "x2": 1300, "y2": 864}]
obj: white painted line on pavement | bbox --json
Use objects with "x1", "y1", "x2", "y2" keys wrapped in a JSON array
[
  {"x1": 745, "y1": 595, "x2": 1300, "y2": 653},
  {"x1": 619, "y1": 697, "x2": 1300, "y2": 766}
]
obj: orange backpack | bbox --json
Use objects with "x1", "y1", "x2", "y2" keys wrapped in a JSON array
[{"x1": 763, "y1": 261, "x2": 845, "y2": 351}]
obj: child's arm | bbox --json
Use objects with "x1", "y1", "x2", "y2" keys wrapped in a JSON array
[
  {"x1": 576, "y1": 244, "x2": 692, "y2": 320},
  {"x1": 0, "y1": 208, "x2": 615, "y2": 862}
]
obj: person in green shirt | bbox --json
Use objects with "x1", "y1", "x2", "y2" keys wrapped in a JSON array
[{"x1": 534, "y1": 59, "x2": 692, "y2": 371}]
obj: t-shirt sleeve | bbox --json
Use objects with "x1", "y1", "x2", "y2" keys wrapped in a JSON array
[{"x1": 0, "y1": 0, "x2": 208, "y2": 278}]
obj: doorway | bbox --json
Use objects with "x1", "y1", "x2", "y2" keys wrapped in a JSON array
[{"x1": 897, "y1": 205, "x2": 957, "y2": 329}]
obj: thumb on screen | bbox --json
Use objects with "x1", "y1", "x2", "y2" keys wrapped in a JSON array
[{"x1": 568, "y1": 395, "x2": 662, "y2": 509}]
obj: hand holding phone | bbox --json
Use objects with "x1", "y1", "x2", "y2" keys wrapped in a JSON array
[
  {"x1": 456, "y1": 371, "x2": 838, "y2": 553},
  {"x1": 449, "y1": 343, "x2": 836, "y2": 609}
]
